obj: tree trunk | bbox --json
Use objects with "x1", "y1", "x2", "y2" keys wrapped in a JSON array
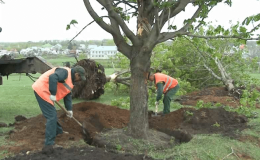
[
  {"x1": 127, "y1": 51, "x2": 150, "y2": 139},
  {"x1": 224, "y1": 79, "x2": 235, "y2": 92},
  {"x1": 214, "y1": 58, "x2": 235, "y2": 92}
]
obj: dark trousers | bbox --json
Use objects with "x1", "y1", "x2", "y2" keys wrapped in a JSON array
[
  {"x1": 163, "y1": 84, "x2": 180, "y2": 114},
  {"x1": 34, "y1": 91, "x2": 63, "y2": 145}
]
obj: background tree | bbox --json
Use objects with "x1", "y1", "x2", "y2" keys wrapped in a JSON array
[
  {"x1": 68, "y1": 42, "x2": 73, "y2": 50},
  {"x1": 82, "y1": 0, "x2": 259, "y2": 138},
  {"x1": 151, "y1": 28, "x2": 257, "y2": 95},
  {"x1": 245, "y1": 40, "x2": 260, "y2": 60}
]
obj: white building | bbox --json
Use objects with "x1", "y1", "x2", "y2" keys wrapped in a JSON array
[{"x1": 89, "y1": 46, "x2": 117, "y2": 59}]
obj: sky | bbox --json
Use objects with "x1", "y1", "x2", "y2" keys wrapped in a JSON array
[{"x1": 0, "y1": 0, "x2": 259, "y2": 42}]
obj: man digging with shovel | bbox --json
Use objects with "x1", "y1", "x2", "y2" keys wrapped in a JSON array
[
  {"x1": 32, "y1": 65, "x2": 86, "y2": 153},
  {"x1": 147, "y1": 72, "x2": 180, "y2": 116}
]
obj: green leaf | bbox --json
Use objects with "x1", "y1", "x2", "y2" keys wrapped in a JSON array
[
  {"x1": 66, "y1": 24, "x2": 70, "y2": 30},
  {"x1": 70, "y1": 20, "x2": 78, "y2": 25},
  {"x1": 239, "y1": 26, "x2": 247, "y2": 33}
]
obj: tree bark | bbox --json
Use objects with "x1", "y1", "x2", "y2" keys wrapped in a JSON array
[{"x1": 127, "y1": 49, "x2": 150, "y2": 139}]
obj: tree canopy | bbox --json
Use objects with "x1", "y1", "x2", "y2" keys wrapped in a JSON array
[{"x1": 82, "y1": 0, "x2": 260, "y2": 138}]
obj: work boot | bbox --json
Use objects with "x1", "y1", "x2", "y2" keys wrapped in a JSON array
[
  {"x1": 42, "y1": 145, "x2": 54, "y2": 155},
  {"x1": 53, "y1": 144, "x2": 63, "y2": 149}
]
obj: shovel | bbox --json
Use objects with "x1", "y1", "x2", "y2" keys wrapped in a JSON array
[
  {"x1": 55, "y1": 101, "x2": 82, "y2": 127},
  {"x1": 151, "y1": 103, "x2": 160, "y2": 117}
]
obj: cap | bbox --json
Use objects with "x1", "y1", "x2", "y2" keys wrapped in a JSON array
[{"x1": 73, "y1": 65, "x2": 86, "y2": 81}]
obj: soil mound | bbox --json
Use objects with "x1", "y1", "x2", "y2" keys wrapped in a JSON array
[
  {"x1": 180, "y1": 87, "x2": 239, "y2": 107},
  {"x1": 2, "y1": 101, "x2": 248, "y2": 157}
]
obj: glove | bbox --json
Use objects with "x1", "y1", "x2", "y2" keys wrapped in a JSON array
[
  {"x1": 50, "y1": 95, "x2": 56, "y2": 102},
  {"x1": 155, "y1": 101, "x2": 159, "y2": 106},
  {"x1": 67, "y1": 111, "x2": 73, "y2": 118}
]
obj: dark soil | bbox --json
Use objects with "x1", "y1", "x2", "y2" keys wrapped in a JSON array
[{"x1": 0, "y1": 87, "x2": 251, "y2": 160}]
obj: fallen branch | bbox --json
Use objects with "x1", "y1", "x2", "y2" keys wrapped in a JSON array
[{"x1": 221, "y1": 147, "x2": 240, "y2": 160}]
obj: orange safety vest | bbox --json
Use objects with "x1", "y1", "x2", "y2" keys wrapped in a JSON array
[
  {"x1": 154, "y1": 73, "x2": 178, "y2": 94},
  {"x1": 32, "y1": 67, "x2": 74, "y2": 105}
]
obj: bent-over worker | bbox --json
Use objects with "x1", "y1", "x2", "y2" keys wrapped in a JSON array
[
  {"x1": 32, "y1": 65, "x2": 86, "y2": 150},
  {"x1": 148, "y1": 72, "x2": 180, "y2": 115}
]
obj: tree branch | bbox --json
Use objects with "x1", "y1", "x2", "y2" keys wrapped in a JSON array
[
  {"x1": 187, "y1": 34, "x2": 260, "y2": 40},
  {"x1": 157, "y1": 4, "x2": 202, "y2": 43},
  {"x1": 113, "y1": 0, "x2": 138, "y2": 11},
  {"x1": 109, "y1": 14, "x2": 132, "y2": 59},
  {"x1": 179, "y1": 5, "x2": 203, "y2": 32},
  {"x1": 194, "y1": 6, "x2": 214, "y2": 31},
  {"x1": 83, "y1": 0, "x2": 114, "y2": 34},
  {"x1": 160, "y1": 0, "x2": 191, "y2": 30},
  {"x1": 70, "y1": 20, "x2": 95, "y2": 42},
  {"x1": 98, "y1": 0, "x2": 138, "y2": 44},
  {"x1": 184, "y1": 37, "x2": 222, "y2": 80},
  {"x1": 203, "y1": 64, "x2": 222, "y2": 80},
  {"x1": 157, "y1": 30, "x2": 187, "y2": 43}
]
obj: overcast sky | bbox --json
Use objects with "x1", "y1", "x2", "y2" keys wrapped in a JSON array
[{"x1": 0, "y1": 0, "x2": 259, "y2": 42}]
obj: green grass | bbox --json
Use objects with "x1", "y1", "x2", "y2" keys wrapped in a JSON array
[
  {"x1": 0, "y1": 74, "x2": 42, "y2": 124},
  {"x1": 41, "y1": 55, "x2": 120, "y2": 68},
  {"x1": 150, "y1": 134, "x2": 260, "y2": 160},
  {"x1": 41, "y1": 55, "x2": 78, "y2": 67},
  {"x1": 249, "y1": 73, "x2": 260, "y2": 79}
]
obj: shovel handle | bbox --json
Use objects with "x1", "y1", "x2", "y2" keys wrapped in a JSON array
[
  {"x1": 155, "y1": 104, "x2": 158, "y2": 115},
  {"x1": 55, "y1": 101, "x2": 82, "y2": 127}
]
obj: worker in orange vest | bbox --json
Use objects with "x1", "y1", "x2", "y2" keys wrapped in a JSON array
[
  {"x1": 32, "y1": 65, "x2": 86, "y2": 151},
  {"x1": 148, "y1": 72, "x2": 180, "y2": 115}
]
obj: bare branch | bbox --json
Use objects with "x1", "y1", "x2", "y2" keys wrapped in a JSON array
[
  {"x1": 158, "y1": 4, "x2": 202, "y2": 42},
  {"x1": 83, "y1": 0, "x2": 114, "y2": 34},
  {"x1": 98, "y1": 0, "x2": 138, "y2": 44},
  {"x1": 153, "y1": 0, "x2": 160, "y2": 36},
  {"x1": 179, "y1": 5, "x2": 203, "y2": 32},
  {"x1": 113, "y1": 0, "x2": 138, "y2": 11},
  {"x1": 187, "y1": 34, "x2": 260, "y2": 40},
  {"x1": 203, "y1": 64, "x2": 222, "y2": 80},
  {"x1": 222, "y1": 147, "x2": 239, "y2": 160},
  {"x1": 157, "y1": 30, "x2": 187, "y2": 43},
  {"x1": 199, "y1": 76, "x2": 214, "y2": 88},
  {"x1": 248, "y1": 23, "x2": 260, "y2": 33},
  {"x1": 69, "y1": 20, "x2": 95, "y2": 42},
  {"x1": 117, "y1": 80, "x2": 131, "y2": 87},
  {"x1": 116, "y1": 69, "x2": 130, "y2": 76},
  {"x1": 109, "y1": 15, "x2": 132, "y2": 59},
  {"x1": 184, "y1": 37, "x2": 222, "y2": 80},
  {"x1": 194, "y1": 6, "x2": 214, "y2": 31},
  {"x1": 160, "y1": 0, "x2": 191, "y2": 30}
]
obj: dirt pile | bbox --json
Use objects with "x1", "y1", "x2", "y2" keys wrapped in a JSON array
[
  {"x1": 180, "y1": 87, "x2": 240, "y2": 107},
  {"x1": 2, "y1": 100, "x2": 248, "y2": 155}
]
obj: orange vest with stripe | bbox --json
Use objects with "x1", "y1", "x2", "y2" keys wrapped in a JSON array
[
  {"x1": 32, "y1": 67, "x2": 74, "y2": 105},
  {"x1": 154, "y1": 73, "x2": 178, "y2": 94}
]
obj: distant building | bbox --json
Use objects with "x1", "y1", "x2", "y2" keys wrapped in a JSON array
[
  {"x1": 88, "y1": 45, "x2": 98, "y2": 49},
  {"x1": 89, "y1": 46, "x2": 117, "y2": 59}
]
